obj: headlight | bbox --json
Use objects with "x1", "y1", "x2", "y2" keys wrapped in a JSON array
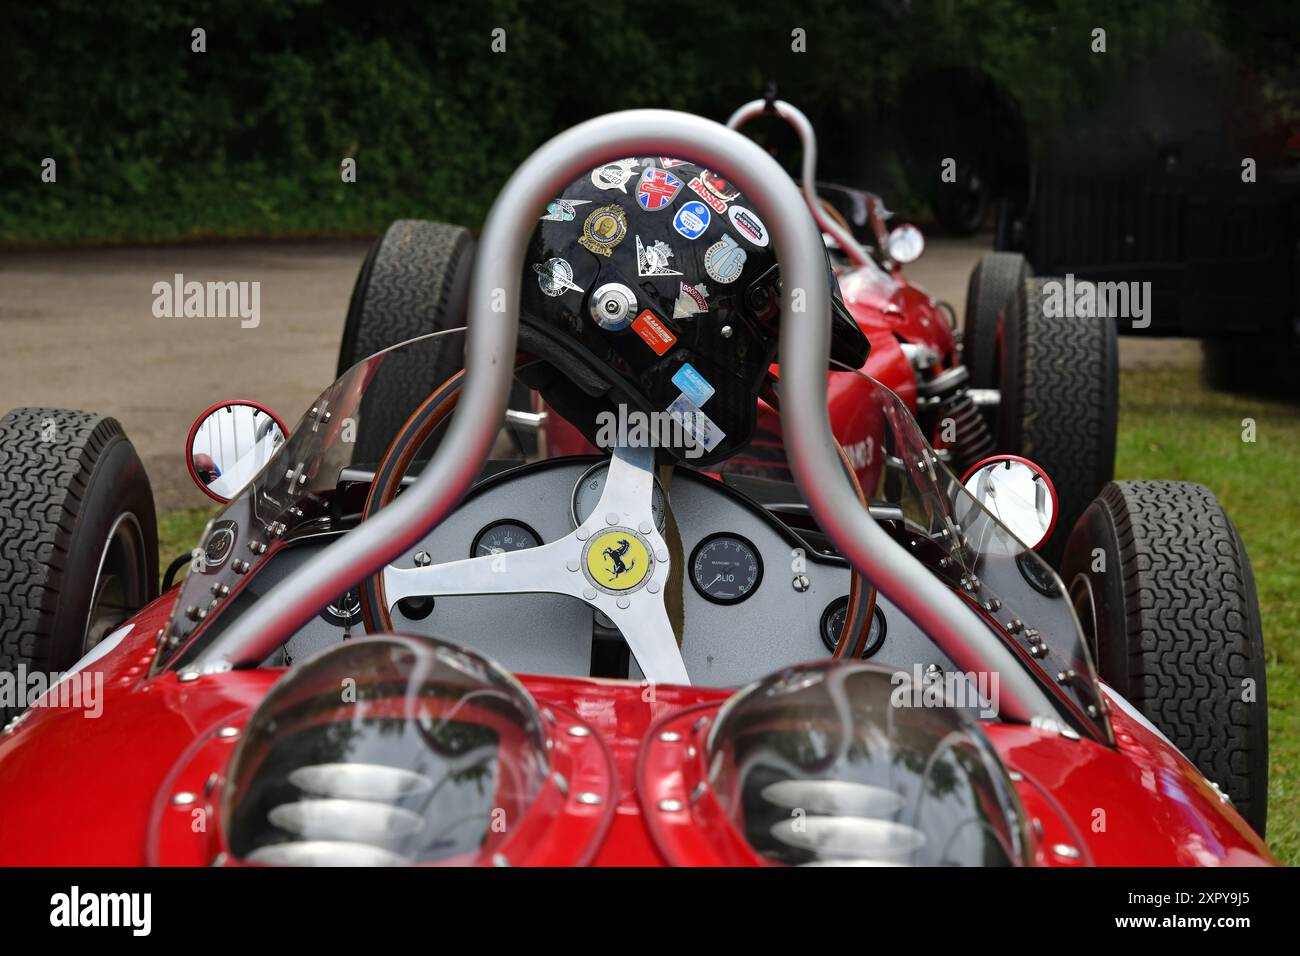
[
  {"x1": 707, "y1": 661, "x2": 1030, "y2": 866},
  {"x1": 221, "y1": 636, "x2": 549, "y2": 866}
]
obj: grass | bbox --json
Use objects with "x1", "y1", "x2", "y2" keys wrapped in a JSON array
[
  {"x1": 152, "y1": 366, "x2": 1298, "y2": 862},
  {"x1": 157, "y1": 507, "x2": 219, "y2": 583},
  {"x1": 1115, "y1": 367, "x2": 1299, "y2": 865}
]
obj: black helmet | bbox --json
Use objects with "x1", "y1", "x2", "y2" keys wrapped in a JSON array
[{"x1": 517, "y1": 156, "x2": 868, "y2": 465}]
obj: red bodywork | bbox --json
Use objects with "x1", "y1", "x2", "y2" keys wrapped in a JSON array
[
  {"x1": 0, "y1": 586, "x2": 1275, "y2": 866},
  {"x1": 541, "y1": 260, "x2": 951, "y2": 462}
]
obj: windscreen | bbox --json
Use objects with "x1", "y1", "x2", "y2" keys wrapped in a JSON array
[
  {"x1": 720, "y1": 366, "x2": 1110, "y2": 742},
  {"x1": 157, "y1": 330, "x2": 505, "y2": 671}
]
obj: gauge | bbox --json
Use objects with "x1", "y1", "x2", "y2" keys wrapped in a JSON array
[
  {"x1": 470, "y1": 520, "x2": 542, "y2": 558},
  {"x1": 820, "y1": 596, "x2": 887, "y2": 657},
  {"x1": 690, "y1": 533, "x2": 762, "y2": 604},
  {"x1": 571, "y1": 461, "x2": 667, "y2": 531}
]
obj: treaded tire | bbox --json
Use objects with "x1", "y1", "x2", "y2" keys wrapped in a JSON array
[
  {"x1": 1059, "y1": 480, "x2": 1268, "y2": 836},
  {"x1": 337, "y1": 220, "x2": 478, "y2": 462},
  {"x1": 0, "y1": 408, "x2": 158, "y2": 724},
  {"x1": 998, "y1": 276, "x2": 1117, "y2": 564},
  {"x1": 963, "y1": 252, "x2": 1029, "y2": 388}
]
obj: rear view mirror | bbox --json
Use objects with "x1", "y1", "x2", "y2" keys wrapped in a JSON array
[
  {"x1": 186, "y1": 401, "x2": 288, "y2": 503},
  {"x1": 961, "y1": 455, "x2": 1058, "y2": 551},
  {"x1": 886, "y1": 223, "x2": 925, "y2": 264}
]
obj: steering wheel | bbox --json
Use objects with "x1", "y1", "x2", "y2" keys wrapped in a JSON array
[{"x1": 357, "y1": 367, "x2": 876, "y2": 685}]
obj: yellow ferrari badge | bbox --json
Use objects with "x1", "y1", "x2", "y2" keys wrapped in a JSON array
[{"x1": 584, "y1": 529, "x2": 651, "y2": 591}]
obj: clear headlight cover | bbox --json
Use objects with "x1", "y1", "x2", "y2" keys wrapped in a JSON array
[
  {"x1": 222, "y1": 635, "x2": 549, "y2": 866},
  {"x1": 708, "y1": 661, "x2": 1031, "y2": 866}
]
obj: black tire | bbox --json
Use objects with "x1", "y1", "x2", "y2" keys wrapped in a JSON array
[
  {"x1": 0, "y1": 409, "x2": 158, "y2": 724},
  {"x1": 998, "y1": 276, "x2": 1118, "y2": 564},
  {"x1": 963, "y1": 252, "x2": 1029, "y2": 388},
  {"x1": 338, "y1": 220, "x2": 478, "y2": 462},
  {"x1": 1059, "y1": 481, "x2": 1268, "y2": 835}
]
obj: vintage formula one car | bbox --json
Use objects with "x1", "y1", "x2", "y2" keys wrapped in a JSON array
[
  {"x1": 335, "y1": 100, "x2": 1118, "y2": 565},
  {"x1": 0, "y1": 109, "x2": 1270, "y2": 866}
]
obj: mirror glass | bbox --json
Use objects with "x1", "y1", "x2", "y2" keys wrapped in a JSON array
[
  {"x1": 886, "y1": 223, "x2": 925, "y2": 263},
  {"x1": 960, "y1": 455, "x2": 1057, "y2": 551},
  {"x1": 187, "y1": 401, "x2": 287, "y2": 502}
]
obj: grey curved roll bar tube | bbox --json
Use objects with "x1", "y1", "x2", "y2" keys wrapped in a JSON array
[
  {"x1": 726, "y1": 98, "x2": 874, "y2": 269},
  {"x1": 195, "y1": 110, "x2": 1058, "y2": 727}
]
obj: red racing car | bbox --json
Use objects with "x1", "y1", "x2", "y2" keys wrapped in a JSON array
[{"x1": 0, "y1": 108, "x2": 1269, "y2": 867}]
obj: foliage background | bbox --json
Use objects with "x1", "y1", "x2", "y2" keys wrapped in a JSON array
[{"x1": 3, "y1": 0, "x2": 1294, "y2": 245}]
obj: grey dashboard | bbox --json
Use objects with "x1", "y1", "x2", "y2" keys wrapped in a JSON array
[{"x1": 251, "y1": 457, "x2": 956, "y2": 687}]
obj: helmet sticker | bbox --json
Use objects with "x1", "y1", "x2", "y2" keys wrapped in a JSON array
[
  {"x1": 672, "y1": 201, "x2": 711, "y2": 240},
  {"x1": 631, "y1": 309, "x2": 677, "y2": 356},
  {"x1": 636, "y1": 167, "x2": 683, "y2": 211},
  {"x1": 590, "y1": 159, "x2": 640, "y2": 193},
  {"x1": 672, "y1": 362, "x2": 715, "y2": 406},
  {"x1": 541, "y1": 198, "x2": 591, "y2": 222},
  {"x1": 687, "y1": 177, "x2": 728, "y2": 214},
  {"x1": 658, "y1": 157, "x2": 689, "y2": 168},
  {"x1": 704, "y1": 234, "x2": 747, "y2": 284},
  {"x1": 580, "y1": 205, "x2": 629, "y2": 257},
  {"x1": 727, "y1": 205, "x2": 769, "y2": 247},
  {"x1": 636, "y1": 235, "x2": 683, "y2": 277},
  {"x1": 667, "y1": 393, "x2": 724, "y2": 453},
  {"x1": 533, "y1": 258, "x2": 585, "y2": 297},
  {"x1": 700, "y1": 170, "x2": 741, "y2": 202},
  {"x1": 589, "y1": 282, "x2": 637, "y2": 331},
  {"x1": 672, "y1": 281, "x2": 710, "y2": 319}
]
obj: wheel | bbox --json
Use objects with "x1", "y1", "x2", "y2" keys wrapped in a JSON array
[
  {"x1": 0, "y1": 408, "x2": 158, "y2": 724},
  {"x1": 337, "y1": 220, "x2": 478, "y2": 462},
  {"x1": 963, "y1": 252, "x2": 1029, "y2": 388},
  {"x1": 998, "y1": 276, "x2": 1117, "y2": 564},
  {"x1": 1059, "y1": 481, "x2": 1268, "y2": 835}
]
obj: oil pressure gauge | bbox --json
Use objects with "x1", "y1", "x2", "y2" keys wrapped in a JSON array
[{"x1": 690, "y1": 533, "x2": 762, "y2": 604}]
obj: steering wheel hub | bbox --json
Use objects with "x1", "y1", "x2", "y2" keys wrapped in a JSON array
[{"x1": 582, "y1": 528, "x2": 655, "y2": 594}]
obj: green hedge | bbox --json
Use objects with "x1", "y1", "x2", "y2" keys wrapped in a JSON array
[{"x1": 0, "y1": 0, "x2": 1254, "y2": 244}]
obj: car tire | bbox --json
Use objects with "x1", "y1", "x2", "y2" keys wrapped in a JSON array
[
  {"x1": 0, "y1": 408, "x2": 158, "y2": 725},
  {"x1": 963, "y1": 252, "x2": 1030, "y2": 388},
  {"x1": 1059, "y1": 480, "x2": 1268, "y2": 835},
  {"x1": 337, "y1": 220, "x2": 480, "y2": 462},
  {"x1": 998, "y1": 276, "x2": 1118, "y2": 564}
]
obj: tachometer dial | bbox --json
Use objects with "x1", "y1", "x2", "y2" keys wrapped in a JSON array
[
  {"x1": 470, "y1": 520, "x2": 541, "y2": 558},
  {"x1": 820, "y1": 597, "x2": 887, "y2": 657},
  {"x1": 690, "y1": 534, "x2": 762, "y2": 604},
  {"x1": 571, "y1": 461, "x2": 667, "y2": 531}
]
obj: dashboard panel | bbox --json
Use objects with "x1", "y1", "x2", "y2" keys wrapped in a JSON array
[{"x1": 241, "y1": 457, "x2": 956, "y2": 687}]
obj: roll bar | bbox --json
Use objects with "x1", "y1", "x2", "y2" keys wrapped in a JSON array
[
  {"x1": 195, "y1": 110, "x2": 1058, "y2": 726},
  {"x1": 726, "y1": 98, "x2": 874, "y2": 269}
]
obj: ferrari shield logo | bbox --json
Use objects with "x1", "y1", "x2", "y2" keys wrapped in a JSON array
[{"x1": 583, "y1": 529, "x2": 653, "y2": 592}]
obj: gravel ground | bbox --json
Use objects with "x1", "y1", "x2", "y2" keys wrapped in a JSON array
[{"x1": 0, "y1": 234, "x2": 1201, "y2": 508}]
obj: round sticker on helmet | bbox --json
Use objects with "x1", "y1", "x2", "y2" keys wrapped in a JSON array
[
  {"x1": 673, "y1": 201, "x2": 711, "y2": 240},
  {"x1": 704, "y1": 235, "x2": 747, "y2": 284},
  {"x1": 580, "y1": 205, "x2": 628, "y2": 257},
  {"x1": 728, "y1": 205, "x2": 769, "y2": 247},
  {"x1": 533, "y1": 258, "x2": 584, "y2": 297}
]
